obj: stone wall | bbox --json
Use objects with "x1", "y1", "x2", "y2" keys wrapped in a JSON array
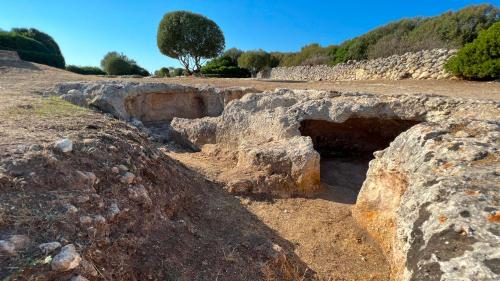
[
  {"x1": 258, "y1": 49, "x2": 457, "y2": 81},
  {"x1": 0, "y1": 50, "x2": 21, "y2": 61}
]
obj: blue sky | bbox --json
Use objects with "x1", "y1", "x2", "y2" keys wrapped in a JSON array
[{"x1": 1, "y1": 1, "x2": 498, "y2": 72}]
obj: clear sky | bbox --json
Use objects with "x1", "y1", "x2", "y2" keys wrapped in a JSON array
[{"x1": 1, "y1": 1, "x2": 498, "y2": 72}]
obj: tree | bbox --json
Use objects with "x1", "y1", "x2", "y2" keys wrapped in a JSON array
[
  {"x1": 100, "y1": 52, "x2": 149, "y2": 76},
  {"x1": 445, "y1": 22, "x2": 500, "y2": 80},
  {"x1": 223, "y1": 48, "x2": 243, "y2": 65},
  {"x1": 237, "y1": 50, "x2": 271, "y2": 77},
  {"x1": 157, "y1": 11, "x2": 225, "y2": 74},
  {"x1": 201, "y1": 56, "x2": 250, "y2": 78},
  {"x1": 155, "y1": 67, "x2": 170, "y2": 77}
]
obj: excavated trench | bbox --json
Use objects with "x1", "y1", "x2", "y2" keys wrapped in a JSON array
[{"x1": 299, "y1": 118, "x2": 419, "y2": 203}]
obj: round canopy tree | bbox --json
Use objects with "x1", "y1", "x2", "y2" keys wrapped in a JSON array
[{"x1": 157, "y1": 11, "x2": 225, "y2": 74}]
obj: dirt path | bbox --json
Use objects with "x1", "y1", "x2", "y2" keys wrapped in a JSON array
[{"x1": 168, "y1": 150, "x2": 390, "y2": 281}]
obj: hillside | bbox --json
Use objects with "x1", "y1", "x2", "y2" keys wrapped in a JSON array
[{"x1": 276, "y1": 4, "x2": 499, "y2": 66}]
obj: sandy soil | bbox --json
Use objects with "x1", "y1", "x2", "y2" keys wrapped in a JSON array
[{"x1": 167, "y1": 149, "x2": 390, "y2": 281}]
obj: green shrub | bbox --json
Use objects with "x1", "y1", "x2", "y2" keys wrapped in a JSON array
[
  {"x1": 157, "y1": 11, "x2": 225, "y2": 74},
  {"x1": 445, "y1": 22, "x2": 500, "y2": 80},
  {"x1": 237, "y1": 50, "x2": 271, "y2": 77},
  {"x1": 0, "y1": 29, "x2": 65, "y2": 68},
  {"x1": 201, "y1": 56, "x2": 250, "y2": 78},
  {"x1": 267, "y1": 4, "x2": 499, "y2": 67},
  {"x1": 66, "y1": 65, "x2": 106, "y2": 75},
  {"x1": 100, "y1": 51, "x2": 149, "y2": 76},
  {"x1": 154, "y1": 67, "x2": 170, "y2": 77},
  {"x1": 171, "y1": 68, "x2": 184, "y2": 76}
]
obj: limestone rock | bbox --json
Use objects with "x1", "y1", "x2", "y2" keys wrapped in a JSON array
[
  {"x1": 0, "y1": 234, "x2": 30, "y2": 255},
  {"x1": 258, "y1": 49, "x2": 457, "y2": 81},
  {"x1": 170, "y1": 88, "x2": 499, "y2": 280},
  {"x1": 51, "y1": 82, "x2": 260, "y2": 121},
  {"x1": 38, "y1": 241, "x2": 61, "y2": 254},
  {"x1": 51, "y1": 244, "x2": 82, "y2": 271},
  {"x1": 54, "y1": 138, "x2": 73, "y2": 153}
]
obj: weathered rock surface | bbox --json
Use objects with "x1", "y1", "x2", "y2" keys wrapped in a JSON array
[
  {"x1": 170, "y1": 88, "x2": 499, "y2": 280},
  {"x1": 51, "y1": 81, "x2": 260, "y2": 123},
  {"x1": 51, "y1": 244, "x2": 82, "y2": 271},
  {"x1": 258, "y1": 49, "x2": 457, "y2": 81}
]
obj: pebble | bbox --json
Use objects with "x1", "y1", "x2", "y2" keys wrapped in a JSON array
[
  {"x1": 0, "y1": 235, "x2": 30, "y2": 255},
  {"x1": 38, "y1": 241, "x2": 61, "y2": 254},
  {"x1": 63, "y1": 203, "x2": 78, "y2": 214},
  {"x1": 70, "y1": 275, "x2": 89, "y2": 281},
  {"x1": 51, "y1": 244, "x2": 82, "y2": 271},
  {"x1": 108, "y1": 203, "x2": 120, "y2": 219},
  {"x1": 120, "y1": 172, "x2": 135, "y2": 184},
  {"x1": 54, "y1": 138, "x2": 73, "y2": 153},
  {"x1": 79, "y1": 216, "x2": 92, "y2": 225},
  {"x1": 111, "y1": 166, "x2": 120, "y2": 173}
]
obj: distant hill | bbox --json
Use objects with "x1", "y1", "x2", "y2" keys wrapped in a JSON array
[
  {"x1": 0, "y1": 28, "x2": 65, "y2": 68},
  {"x1": 277, "y1": 4, "x2": 499, "y2": 66}
]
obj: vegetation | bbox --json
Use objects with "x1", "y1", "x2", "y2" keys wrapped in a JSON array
[
  {"x1": 445, "y1": 22, "x2": 500, "y2": 80},
  {"x1": 223, "y1": 48, "x2": 244, "y2": 65},
  {"x1": 237, "y1": 50, "x2": 271, "y2": 77},
  {"x1": 201, "y1": 55, "x2": 250, "y2": 78},
  {"x1": 154, "y1": 67, "x2": 170, "y2": 77},
  {"x1": 66, "y1": 65, "x2": 106, "y2": 75},
  {"x1": 267, "y1": 4, "x2": 499, "y2": 67},
  {"x1": 100, "y1": 52, "x2": 150, "y2": 76},
  {"x1": 0, "y1": 28, "x2": 65, "y2": 68},
  {"x1": 157, "y1": 11, "x2": 225, "y2": 74}
]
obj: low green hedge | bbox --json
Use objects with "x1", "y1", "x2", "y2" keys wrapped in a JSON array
[{"x1": 66, "y1": 65, "x2": 106, "y2": 75}]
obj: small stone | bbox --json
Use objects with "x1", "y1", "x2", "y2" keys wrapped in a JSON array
[
  {"x1": 51, "y1": 244, "x2": 81, "y2": 271},
  {"x1": 0, "y1": 240, "x2": 16, "y2": 255},
  {"x1": 79, "y1": 216, "x2": 92, "y2": 225},
  {"x1": 0, "y1": 235, "x2": 29, "y2": 255},
  {"x1": 29, "y1": 144, "x2": 43, "y2": 151},
  {"x1": 54, "y1": 138, "x2": 73, "y2": 153},
  {"x1": 70, "y1": 275, "x2": 89, "y2": 281},
  {"x1": 128, "y1": 185, "x2": 152, "y2": 207},
  {"x1": 108, "y1": 203, "x2": 120, "y2": 219},
  {"x1": 120, "y1": 172, "x2": 135, "y2": 184},
  {"x1": 63, "y1": 203, "x2": 78, "y2": 214},
  {"x1": 80, "y1": 259, "x2": 99, "y2": 277},
  {"x1": 118, "y1": 165, "x2": 128, "y2": 171},
  {"x1": 75, "y1": 195, "x2": 90, "y2": 204},
  {"x1": 111, "y1": 167, "x2": 119, "y2": 173},
  {"x1": 38, "y1": 241, "x2": 61, "y2": 254},
  {"x1": 93, "y1": 215, "x2": 106, "y2": 224}
]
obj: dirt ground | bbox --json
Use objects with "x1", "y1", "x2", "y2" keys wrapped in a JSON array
[
  {"x1": 0, "y1": 60, "x2": 498, "y2": 280},
  {"x1": 168, "y1": 148, "x2": 390, "y2": 281}
]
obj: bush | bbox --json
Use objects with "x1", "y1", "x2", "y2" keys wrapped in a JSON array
[
  {"x1": 237, "y1": 50, "x2": 271, "y2": 77},
  {"x1": 201, "y1": 56, "x2": 250, "y2": 78},
  {"x1": 154, "y1": 67, "x2": 170, "y2": 77},
  {"x1": 66, "y1": 65, "x2": 106, "y2": 75},
  {"x1": 445, "y1": 22, "x2": 500, "y2": 80},
  {"x1": 170, "y1": 68, "x2": 184, "y2": 77},
  {"x1": 100, "y1": 52, "x2": 149, "y2": 76},
  {"x1": 0, "y1": 29, "x2": 65, "y2": 68},
  {"x1": 157, "y1": 11, "x2": 225, "y2": 74},
  {"x1": 267, "y1": 4, "x2": 499, "y2": 67}
]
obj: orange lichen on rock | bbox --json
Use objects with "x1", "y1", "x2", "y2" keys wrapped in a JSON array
[{"x1": 487, "y1": 212, "x2": 500, "y2": 223}]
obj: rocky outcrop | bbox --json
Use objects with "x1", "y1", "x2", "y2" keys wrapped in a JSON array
[
  {"x1": 170, "y1": 89, "x2": 499, "y2": 280},
  {"x1": 51, "y1": 81, "x2": 260, "y2": 124},
  {"x1": 258, "y1": 49, "x2": 457, "y2": 81},
  {"x1": 0, "y1": 50, "x2": 20, "y2": 61}
]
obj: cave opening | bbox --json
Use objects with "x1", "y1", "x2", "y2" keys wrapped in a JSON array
[{"x1": 299, "y1": 118, "x2": 419, "y2": 203}]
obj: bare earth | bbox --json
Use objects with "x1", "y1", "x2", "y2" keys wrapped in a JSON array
[{"x1": 1, "y1": 61, "x2": 499, "y2": 280}]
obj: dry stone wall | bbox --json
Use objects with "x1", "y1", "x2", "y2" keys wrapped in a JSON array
[{"x1": 258, "y1": 49, "x2": 457, "y2": 81}]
